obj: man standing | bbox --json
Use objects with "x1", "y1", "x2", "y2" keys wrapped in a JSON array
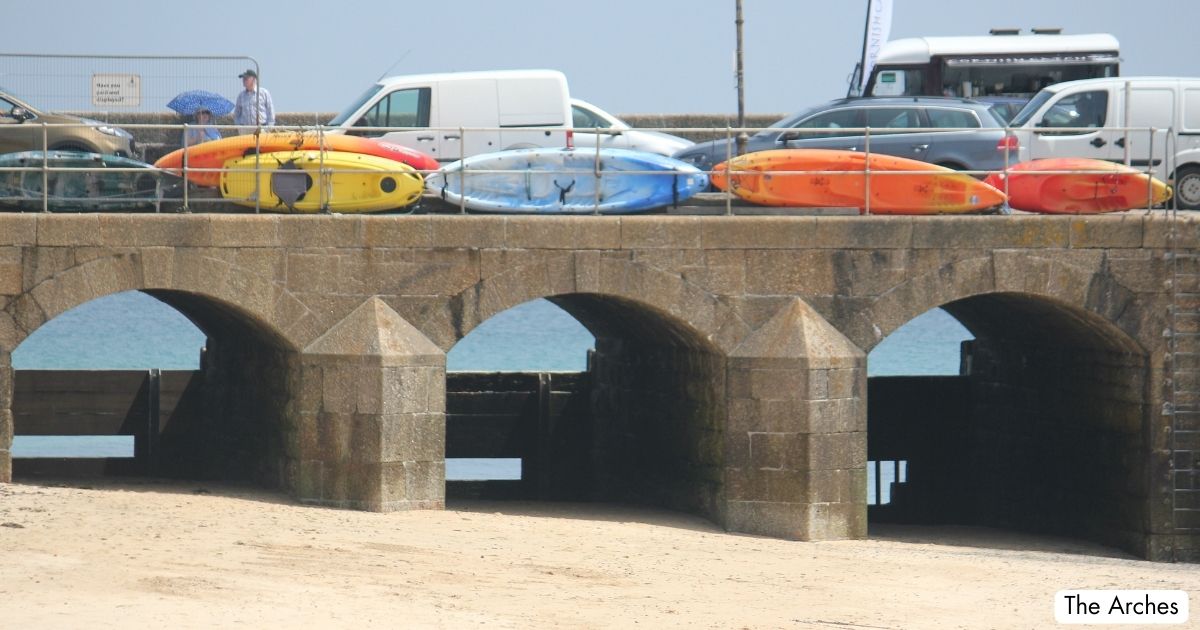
[{"x1": 233, "y1": 69, "x2": 275, "y2": 134}]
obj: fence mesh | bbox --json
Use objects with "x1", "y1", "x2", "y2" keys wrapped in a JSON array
[{"x1": 0, "y1": 54, "x2": 258, "y2": 115}]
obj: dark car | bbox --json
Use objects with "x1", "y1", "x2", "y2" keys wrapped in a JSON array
[
  {"x1": 978, "y1": 96, "x2": 1029, "y2": 124},
  {"x1": 673, "y1": 96, "x2": 1018, "y2": 175}
]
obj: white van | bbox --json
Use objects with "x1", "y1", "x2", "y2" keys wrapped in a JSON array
[
  {"x1": 327, "y1": 69, "x2": 572, "y2": 161},
  {"x1": 1008, "y1": 76, "x2": 1200, "y2": 208}
]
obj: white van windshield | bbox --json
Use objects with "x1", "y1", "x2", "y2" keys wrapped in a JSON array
[
  {"x1": 1009, "y1": 90, "x2": 1056, "y2": 127},
  {"x1": 328, "y1": 84, "x2": 383, "y2": 126}
]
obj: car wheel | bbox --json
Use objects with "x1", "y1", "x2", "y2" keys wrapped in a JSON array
[{"x1": 1175, "y1": 166, "x2": 1200, "y2": 211}]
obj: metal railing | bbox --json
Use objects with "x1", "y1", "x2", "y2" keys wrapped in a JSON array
[{"x1": 0, "y1": 121, "x2": 1185, "y2": 215}]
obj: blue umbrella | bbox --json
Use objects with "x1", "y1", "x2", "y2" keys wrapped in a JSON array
[{"x1": 166, "y1": 90, "x2": 234, "y2": 117}]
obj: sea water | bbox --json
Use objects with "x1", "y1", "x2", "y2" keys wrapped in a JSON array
[{"x1": 10, "y1": 291, "x2": 970, "y2": 498}]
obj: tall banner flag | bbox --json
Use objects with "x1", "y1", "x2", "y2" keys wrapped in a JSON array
[{"x1": 858, "y1": 0, "x2": 894, "y2": 93}]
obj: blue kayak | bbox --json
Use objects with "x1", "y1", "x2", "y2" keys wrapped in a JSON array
[{"x1": 425, "y1": 147, "x2": 708, "y2": 214}]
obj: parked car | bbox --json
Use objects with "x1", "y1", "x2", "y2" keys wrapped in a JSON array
[
  {"x1": 673, "y1": 96, "x2": 1017, "y2": 175},
  {"x1": 1006, "y1": 76, "x2": 1200, "y2": 209},
  {"x1": 979, "y1": 96, "x2": 1028, "y2": 124},
  {"x1": 570, "y1": 98, "x2": 693, "y2": 156},
  {"x1": 0, "y1": 87, "x2": 136, "y2": 156}
]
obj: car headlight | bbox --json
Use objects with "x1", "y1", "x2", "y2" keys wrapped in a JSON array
[
  {"x1": 97, "y1": 125, "x2": 132, "y2": 138},
  {"x1": 678, "y1": 153, "x2": 710, "y2": 167}
]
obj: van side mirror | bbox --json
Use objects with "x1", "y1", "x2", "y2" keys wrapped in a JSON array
[{"x1": 9, "y1": 107, "x2": 32, "y2": 122}]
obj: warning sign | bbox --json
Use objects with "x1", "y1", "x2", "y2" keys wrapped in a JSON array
[{"x1": 91, "y1": 73, "x2": 141, "y2": 107}]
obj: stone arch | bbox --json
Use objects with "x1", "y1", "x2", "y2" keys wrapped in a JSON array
[
  {"x1": 847, "y1": 252, "x2": 1151, "y2": 355},
  {"x1": 1, "y1": 248, "x2": 309, "y2": 486},
  {"x1": 438, "y1": 256, "x2": 747, "y2": 522},
  {"x1": 431, "y1": 254, "x2": 751, "y2": 354},
  {"x1": 857, "y1": 252, "x2": 1160, "y2": 558},
  {"x1": 1, "y1": 248, "x2": 308, "y2": 353}
]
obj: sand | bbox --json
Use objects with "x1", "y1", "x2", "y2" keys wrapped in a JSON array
[{"x1": 0, "y1": 480, "x2": 1195, "y2": 629}]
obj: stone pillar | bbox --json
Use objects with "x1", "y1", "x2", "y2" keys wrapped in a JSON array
[
  {"x1": 287, "y1": 298, "x2": 445, "y2": 511},
  {"x1": 0, "y1": 349, "x2": 10, "y2": 482},
  {"x1": 722, "y1": 299, "x2": 867, "y2": 540}
]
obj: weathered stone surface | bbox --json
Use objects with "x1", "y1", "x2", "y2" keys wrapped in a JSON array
[
  {"x1": 0, "y1": 215, "x2": 36, "y2": 246},
  {"x1": 505, "y1": 216, "x2": 621, "y2": 250},
  {"x1": 0, "y1": 248, "x2": 20, "y2": 296},
  {"x1": 36, "y1": 214, "x2": 104, "y2": 247},
  {"x1": 621, "y1": 215, "x2": 703, "y2": 249},
  {"x1": 209, "y1": 215, "x2": 280, "y2": 247}
]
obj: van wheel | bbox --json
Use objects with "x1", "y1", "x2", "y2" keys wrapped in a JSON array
[{"x1": 1176, "y1": 166, "x2": 1200, "y2": 210}]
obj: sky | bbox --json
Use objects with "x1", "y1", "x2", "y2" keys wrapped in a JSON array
[{"x1": 4, "y1": 0, "x2": 1197, "y2": 117}]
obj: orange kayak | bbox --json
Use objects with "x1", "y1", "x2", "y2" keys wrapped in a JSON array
[
  {"x1": 712, "y1": 149, "x2": 1006, "y2": 214},
  {"x1": 154, "y1": 132, "x2": 439, "y2": 187},
  {"x1": 983, "y1": 158, "x2": 1171, "y2": 214}
]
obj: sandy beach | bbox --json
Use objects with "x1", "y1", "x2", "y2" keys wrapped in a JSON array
[{"x1": 0, "y1": 480, "x2": 1195, "y2": 629}]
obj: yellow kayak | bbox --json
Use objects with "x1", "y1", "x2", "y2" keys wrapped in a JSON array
[{"x1": 220, "y1": 150, "x2": 423, "y2": 213}]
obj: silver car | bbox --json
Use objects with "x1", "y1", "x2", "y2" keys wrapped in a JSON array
[
  {"x1": 571, "y1": 98, "x2": 693, "y2": 156},
  {"x1": 673, "y1": 97, "x2": 1016, "y2": 175}
]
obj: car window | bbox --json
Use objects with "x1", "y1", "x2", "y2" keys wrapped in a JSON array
[
  {"x1": 1039, "y1": 90, "x2": 1108, "y2": 134},
  {"x1": 359, "y1": 87, "x2": 431, "y2": 129},
  {"x1": 0, "y1": 97, "x2": 19, "y2": 119},
  {"x1": 865, "y1": 108, "x2": 921, "y2": 134},
  {"x1": 572, "y1": 105, "x2": 610, "y2": 129},
  {"x1": 926, "y1": 108, "x2": 980, "y2": 129},
  {"x1": 785, "y1": 108, "x2": 863, "y2": 139}
]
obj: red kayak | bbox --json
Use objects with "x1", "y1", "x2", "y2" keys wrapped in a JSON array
[
  {"x1": 155, "y1": 132, "x2": 440, "y2": 187},
  {"x1": 984, "y1": 158, "x2": 1171, "y2": 214}
]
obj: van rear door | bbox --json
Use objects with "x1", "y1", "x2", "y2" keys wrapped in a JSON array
[{"x1": 1020, "y1": 87, "x2": 1121, "y2": 163}]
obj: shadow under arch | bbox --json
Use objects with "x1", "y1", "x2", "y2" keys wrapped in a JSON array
[
  {"x1": 866, "y1": 289, "x2": 1155, "y2": 558},
  {"x1": 446, "y1": 288, "x2": 729, "y2": 525},
  {"x1": 7, "y1": 284, "x2": 298, "y2": 488}
]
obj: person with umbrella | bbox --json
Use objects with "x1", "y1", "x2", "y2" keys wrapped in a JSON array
[
  {"x1": 183, "y1": 108, "x2": 221, "y2": 146},
  {"x1": 166, "y1": 90, "x2": 234, "y2": 146}
]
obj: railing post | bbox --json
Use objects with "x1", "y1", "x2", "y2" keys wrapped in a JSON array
[
  {"x1": 863, "y1": 126, "x2": 872, "y2": 216},
  {"x1": 40, "y1": 123, "x2": 48, "y2": 213},
  {"x1": 725, "y1": 124, "x2": 733, "y2": 216},
  {"x1": 593, "y1": 125, "x2": 602, "y2": 215},
  {"x1": 181, "y1": 122, "x2": 190, "y2": 212},
  {"x1": 459, "y1": 126, "x2": 466, "y2": 214}
]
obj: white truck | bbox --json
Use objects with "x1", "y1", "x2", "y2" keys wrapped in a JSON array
[
  {"x1": 327, "y1": 69, "x2": 573, "y2": 162},
  {"x1": 860, "y1": 31, "x2": 1120, "y2": 102}
]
